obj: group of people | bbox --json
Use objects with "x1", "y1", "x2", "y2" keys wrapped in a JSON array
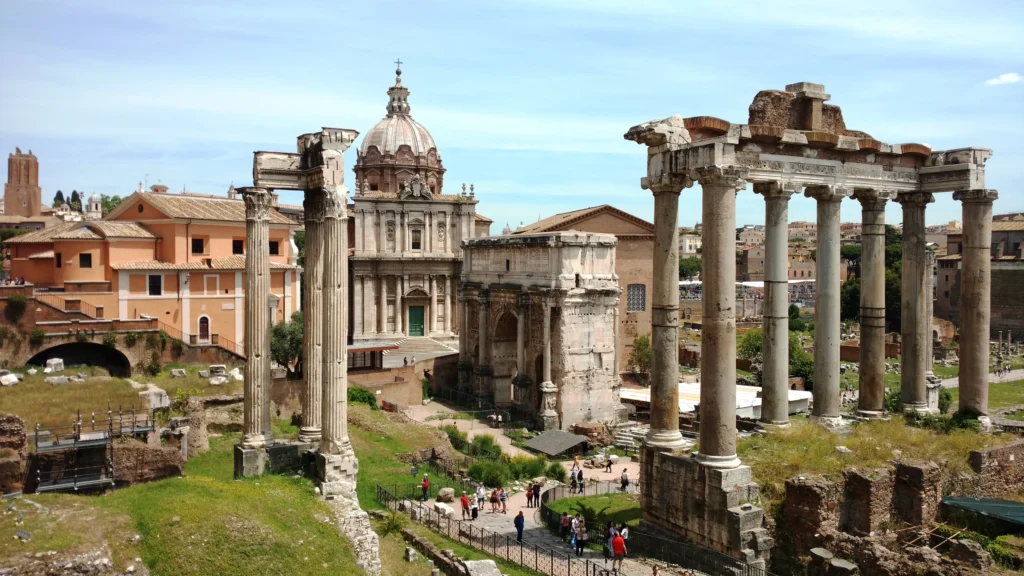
[
  {"x1": 1, "y1": 277, "x2": 26, "y2": 286},
  {"x1": 524, "y1": 481, "x2": 542, "y2": 507},
  {"x1": 569, "y1": 455, "x2": 585, "y2": 494},
  {"x1": 459, "y1": 482, "x2": 509, "y2": 520},
  {"x1": 559, "y1": 513, "x2": 630, "y2": 570}
]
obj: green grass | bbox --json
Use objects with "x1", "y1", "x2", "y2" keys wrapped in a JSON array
[
  {"x1": 405, "y1": 523, "x2": 545, "y2": 576},
  {"x1": 948, "y1": 379, "x2": 1024, "y2": 410},
  {"x1": 933, "y1": 365, "x2": 959, "y2": 379},
  {"x1": 739, "y1": 419, "x2": 1008, "y2": 512},
  {"x1": 546, "y1": 493, "x2": 642, "y2": 529}
]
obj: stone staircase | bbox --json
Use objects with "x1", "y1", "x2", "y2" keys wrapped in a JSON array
[
  {"x1": 384, "y1": 337, "x2": 458, "y2": 360},
  {"x1": 613, "y1": 423, "x2": 649, "y2": 450}
]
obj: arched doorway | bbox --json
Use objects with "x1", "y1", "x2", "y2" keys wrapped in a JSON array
[
  {"x1": 27, "y1": 342, "x2": 132, "y2": 377},
  {"x1": 198, "y1": 316, "x2": 211, "y2": 344},
  {"x1": 492, "y1": 311, "x2": 517, "y2": 404}
]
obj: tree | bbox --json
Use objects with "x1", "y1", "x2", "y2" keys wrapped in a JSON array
[
  {"x1": 679, "y1": 256, "x2": 701, "y2": 280},
  {"x1": 737, "y1": 327, "x2": 815, "y2": 388},
  {"x1": 738, "y1": 329, "x2": 764, "y2": 360},
  {"x1": 788, "y1": 303, "x2": 806, "y2": 332},
  {"x1": 840, "y1": 277, "x2": 860, "y2": 321},
  {"x1": 100, "y1": 194, "x2": 123, "y2": 215},
  {"x1": 840, "y1": 245, "x2": 862, "y2": 278},
  {"x1": 270, "y1": 311, "x2": 303, "y2": 377},
  {"x1": 53, "y1": 190, "x2": 65, "y2": 207},
  {"x1": 69, "y1": 190, "x2": 80, "y2": 206},
  {"x1": 293, "y1": 230, "x2": 306, "y2": 268},
  {"x1": 627, "y1": 334, "x2": 652, "y2": 386}
]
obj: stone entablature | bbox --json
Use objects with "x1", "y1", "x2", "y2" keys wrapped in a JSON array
[{"x1": 458, "y1": 232, "x2": 623, "y2": 430}]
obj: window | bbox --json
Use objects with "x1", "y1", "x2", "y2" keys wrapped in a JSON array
[
  {"x1": 505, "y1": 259, "x2": 510, "y2": 272},
  {"x1": 370, "y1": 183, "x2": 379, "y2": 191},
  {"x1": 148, "y1": 275, "x2": 162, "y2": 296},
  {"x1": 626, "y1": 284, "x2": 646, "y2": 312},
  {"x1": 137, "y1": 204, "x2": 144, "y2": 213},
  {"x1": 232, "y1": 239, "x2": 244, "y2": 255},
  {"x1": 191, "y1": 238, "x2": 205, "y2": 254},
  {"x1": 55, "y1": 253, "x2": 62, "y2": 268},
  {"x1": 269, "y1": 241, "x2": 280, "y2": 255},
  {"x1": 945, "y1": 274, "x2": 949, "y2": 282},
  {"x1": 79, "y1": 253, "x2": 92, "y2": 268},
  {"x1": 411, "y1": 230, "x2": 421, "y2": 250}
]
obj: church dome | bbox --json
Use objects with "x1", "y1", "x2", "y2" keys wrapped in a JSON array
[
  {"x1": 89, "y1": 192, "x2": 101, "y2": 203},
  {"x1": 359, "y1": 67, "x2": 439, "y2": 159}
]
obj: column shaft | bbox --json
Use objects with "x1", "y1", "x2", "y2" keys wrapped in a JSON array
[
  {"x1": 299, "y1": 194, "x2": 324, "y2": 441},
  {"x1": 646, "y1": 182, "x2": 687, "y2": 450},
  {"x1": 854, "y1": 190, "x2": 893, "y2": 417},
  {"x1": 542, "y1": 301, "x2": 552, "y2": 382},
  {"x1": 806, "y1": 185, "x2": 850, "y2": 423},
  {"x1": 755, "y1": 183, "x2": 795, "y2": 426},
  {"x1": 696, "y1": 167, "x2": 746, "y2": 467},
  {"x1": 378, "y1": 275, "x2": 387, "y2": 334},
  {"x1": 241, "y1": 187, "x2": 273, "y2": 447},
  {"x1": 898, "y1": 193, "x2": 933, "y2": 412},
  {"x1": 925, "y1": 250, "x2": 937, "y2": 378},
  {"x1": 478, "y1": 295, "x2": 489, "y2": 366},
  {"x1": 429, "y1": 274, "x2": 437, "y2": 335},
  {"x1": 955, "y1": 189, "x2": 998, "y2": 419},
  {"x1": 445, "y1": 275, "x2": 452, "y2": 333},
  {"x1": 321, "y1": 185, "x2": 351, "y2": 454},
  {"x1": 516, "y1": 301, "x2": 526, "y2": 376},
  {"x1": 396, "y1": 276, "x2": 404, "y2": 336}
]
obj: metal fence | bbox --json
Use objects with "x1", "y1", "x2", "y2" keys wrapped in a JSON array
[{"x1": 538, "y1": 480, "x2": 641, "y2": 530}]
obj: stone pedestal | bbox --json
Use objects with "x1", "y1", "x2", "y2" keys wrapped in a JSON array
[
  {"x1": 317, "y1": 449, "x2": 359, "y2": 498},
  {"x1": 539, "y1": 380, "x2": 559, "y2": 431},
  {"x1": 234, "y1": 444, "x2": 268, "y2": 478}
]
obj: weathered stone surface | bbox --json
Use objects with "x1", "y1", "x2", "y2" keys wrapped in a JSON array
[
  {"x1": 209, "y1": 376, "x2": 228, "y2": 386},
  {"x1": 210, "y1": 364, "x2": 227, "y2": 376},
  {"x1": 436, "y1": 487, "x2": 455, "y2": 502},
  {"x1": 433, "y1": 502, "x2": 454, "y2": 518},
  {"x1": 461, "y1": 559, "x2": 502, "y2": 576},
  {"x1": 572, "y1": 421, "x2": 613, "y2": 446},
  {"x1": 44, "y1": 376, "x2": 68, "y2": 385},
  {"x1": 139, "y1": 385, "x2": 170, "y2": 410},
  {"x1": 893, "y1": 461, "x2": 940, "y2": 526},
  {"x1": 113, "y1": 440, "x2": 184, "y2": 485},
  {"x1": 840, "y1": 467, "x2": 893, "y2": 536},
  {"x1": 198, "y1": 370, "x2": 210, "y2": 378},
  {"x1": 405, "y1": 547, "x2": 418, "y2": 562},
  {"x1": 947, "y1": 539, "x2": 992, "y2": 570},
  {"x1": 0, "y1": 373, "x2": 18, "y2": 386},
  {"x1": 45, "y1": 358, "x2": 64, "y2": 372}
]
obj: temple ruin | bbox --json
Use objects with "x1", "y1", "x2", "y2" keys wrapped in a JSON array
[{"x1": 627, "y1": 82, "x2": 995, "y2": 568}]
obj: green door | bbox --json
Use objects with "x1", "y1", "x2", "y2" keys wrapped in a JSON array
[{"x1": 409, "y1": 306, "x2": 425, "y2": 337}]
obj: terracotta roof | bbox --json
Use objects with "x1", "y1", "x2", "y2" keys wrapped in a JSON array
[
  {"x1": 992, "y1": 221, "x2": 1024, "y2": 232},
  {"x1": 108, "y1": 192, "x2": 295, "y2": 225},
  {"x1": 4, "y1": 222, "x2": 78, "y2": 244},
  {"x1": 111, "y1": 257, "x2": 300, "y2": 271},
  {"x1": 208, "y1": 255, "x2": 300, "y2": 270},
  {"x1": 27, "y1": 250, "x2": 54, "y2": 259},
  {"x1": 512, "y1": 205, "x2": 653, "y2": 235},
  {"x1": 53, "y1": 228, "x2": 102, "y2": 240},
  {"x1": 475, "y1": 214, "x2": 493, "y2": 223},
  {"x1": 88, "y1": 221, "x2": 156, "y2": 238},
  {"x1": 938, "y1": 253, "x2": 1024, "y2": 262},
  {"x1": 0, "y1": 215, "x2": 59, "y2": 225}
]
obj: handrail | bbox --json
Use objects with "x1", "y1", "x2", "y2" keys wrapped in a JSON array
[
  {"x1": 32, "y1": 292, "x2": 100, "y2": 319},
  {"x1": 155, "y1": 319, "x2": 245, "y2": 358}
]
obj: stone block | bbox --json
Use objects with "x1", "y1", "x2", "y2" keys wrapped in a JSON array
[
  {"x1": 139, "y1": 386, "x2": 170, "y2": 409},
  {"x1": 26, "y1": 368, "x2": 37, "y2": 375},
  {"x1": 947, "y1": 539, "x2": 992, "y2": 570},
  {"x1": 0, "y1": 373, "x2": 18, "y2": 387},
  {"x1": 461, "y1": 560, "x2": 501, "y2": 576},
  {"x1": 436, "y1": 487, "x2": 455, "y2": 502},
  {"x1": 405, "y1": 547, "x2": 418, "y2": 562},
  {"x1": 44, "y1": 376, "x2": 68, "y2": 385},
  {"x1": 45, "y1": 358, "x2": 64, "y2": 372},
  {"x1": 209, "y1": 376, "x2": 228, "y2": 386},
  {"x1": 894, "y1": 461, "x2": 941, "y2": 526},
  {"x1": 209, "y1": 364, "x2": 227, "y2": 376},
  {"x1": 198, "y1": 370, "x2": 210, "y2": 378},
  {"x1": 233, "y1": 444, "x2": 267, "y2": 479},
  {"x1": 433, "y1": 502, "x2": 454, "y2": 518},
  {"x1": 827, "y1": 558, "x2": 858, "y2": 575},
  {"x1": 707, "y1": 464, "x2": 752, "y2": 489}
]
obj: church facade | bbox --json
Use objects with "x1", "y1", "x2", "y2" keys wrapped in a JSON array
[{"x1": 350, "y1": 68, "x2": 491, "y2": 343}]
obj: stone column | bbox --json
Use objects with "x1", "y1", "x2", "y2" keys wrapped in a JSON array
[
  {"x1": 853, "y1": 189, "x2": 895, "y2": 418},
  {"x1": 925, "y1": 249, "x2": 939, "y2": 381},
  {"x1": 955, "y1": 189, "x2": 998, "y2": 423},
  {"x1": 395, "y1": 276, "x2": 404, "y2": 336},
  {"x1": 695, "y1": 167, "x2": 747, "y2": 468},
  {"x1": 644, "y1": 175, "x2": 691, "y2": 451},
  {"x1": 540, "y1": 297, "x2": 559, "y2": 430},
  {"x1": 240, "y1": 187, "x2": 274, "y2": 448},
  {"x1": 429, "y1": 274, "x2": 437, "y2": 335},
  {"x1": 475, "y1": 292, "x2": 492, "y2": 396},
  {"x1": 319, "y1": 183, "x2": 356, "y2": 474},
  {"x1": 897, "y1": 193, "x2": 934, "y2": 413},
  {"x1": 805, "y1": 185, "x2": 851, "y2": 425},
  {"x1": 516, "y1": 295, "x2": 527, "y2": 377},
  {"x1": 445, "y1": 275, "x2": 452, "y2": 334},
  {"x1": 378, "y1": 211, "x2": 384, "y2": 253},
  {"x1": 353, "y1": 275, "x2": 363, "y2": 338},
  {"x1": 754, "y1": 181, "x2": 797, "y2": 427},
  {"x1": 299, "y1": 191, "x2": 325, "y2": 442},
  {"x1": 378, "y1": 275, "x2": 387, "y2": 335}
]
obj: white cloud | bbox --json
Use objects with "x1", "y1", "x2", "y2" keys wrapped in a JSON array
[{"x1": 985, "y1": 73, "x2": 1021, "y2": 86}]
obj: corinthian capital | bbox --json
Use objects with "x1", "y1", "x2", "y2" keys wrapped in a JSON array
[
  {"x1": 953, "y1": 189, "x2": 998, "y2": 204},
  {"x1": 322, "y1": 185, "x2": 350, "y2": 220},
  {"x1": 894, "y1": 192, "x2": 935, "y2": 206},
  {"x1": 753, "y1": 181, "x2": 800, "y2": 199},
  {"x1": 852, "y1": 188, "x2": 896, "y2": 211},
  {"x1": 694, "y1": 166, "x2": 748, "y2": 191},
  {"x1": 624, "y1": 115, "x2": 691, "y2": 149},
  {"x1": 642, "y1": 173, "x2": 695, "y2": 195},
  {"x1": 240, "y1": 187, "x2": 273, "y2": 221},
  {"x1": 804, "y1": 184, "x2": 852, "y2": 202}
]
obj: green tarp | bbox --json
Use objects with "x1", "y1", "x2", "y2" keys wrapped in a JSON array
[
  {"x1": 522, "y1": 430, "x2": 588, "y2": 457},
  {"x1": 943, "y1": 497, "x2": 1024, "y2": 528}
]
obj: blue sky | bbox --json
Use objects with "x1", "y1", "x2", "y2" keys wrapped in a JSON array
[{"x1": 1, "y1": 0, "x2": 1022, "y2": 229}]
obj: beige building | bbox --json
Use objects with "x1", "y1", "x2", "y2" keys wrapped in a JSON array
[
  {"x1": 511, "y1": 205, "x2": 653, "y2": 374},
  {"x1": 679, "y1": 228, "x2": 702, "y2": 257},
  {"x1": 457, "y1": 232, "x2": 623, "y2": 430},
  {"x1": 349, "y1": 68, "x2": 491, "y2": 342}
]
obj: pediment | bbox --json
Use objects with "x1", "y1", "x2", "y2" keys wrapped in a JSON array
[{"x1": 398, "y1": 174, "x2": 433, "y2": 201}]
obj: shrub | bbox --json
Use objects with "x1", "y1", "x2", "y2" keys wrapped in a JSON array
[
  {"x1": 523, "y1": 455, "x2": 548, "y2": 479},
  {"x1": 75, "y1": 331, "x2": 89, "y2": 343},
  {"x1": 884, "y1": 387, "x2": 902, "y2": 414},
  {"x1": 102, "y1": 332, "x2": 117, "y2": 348},
  {"x1": 347, "y1": 386, "x2": 378, "y2": 410},
  {"x1": 4, "y1": 293, "x2": 27, "y2": 323},
  {"x1": 422, "y1": 376, "x2": 431, "y2": 400},
  {"x1": 158, "y1": 330, "x2": 169, "y2": 349},
  {"x1": 144, "y1": 350, "x2": 161, "y2": 376},
  {"x1": 171, "y1": 387, "x2": 203, "y2": 412},
  {"x1": 467, "y1": 461, "x2": 510, "y2": 487},
  {"x1": 124, "y1": 332, "x2": 138, "y2": 347},
  {"x1": 546, "y1": 461, "x2": 567, "y2": 483},
  {"x1": 377, "y1": 510, "x2": 408, "y2": 537},
  {"x1": 29, "y1": 328, "x2": 45, "y2": 347},
  {"x1": 443, "y1": 424, "x2": 468, "y2": 451},
  {"x1": 170, "y1": 338, "x2": 184, "y2": 357},
  {"x1": 144, "y1": 333, "x2": 160, "y2": 350},
  {"x1": 939, "y1": 388, "x2": 953, "y2": 415},
  {"x1": 470, "y1": 434, "x2": 503, "y2": 461}
]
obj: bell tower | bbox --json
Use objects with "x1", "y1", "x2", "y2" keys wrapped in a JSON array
[{"x1": 4, "y1": 148, "x2": 42, "y2": 217}]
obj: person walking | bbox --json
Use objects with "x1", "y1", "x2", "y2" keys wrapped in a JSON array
[
  {"x1": 532, "y1": 482, "x2": 541, "y2": 507},
  {"x1": 476, "y1": 483, "x2": 487, "y2": 510},
  {"x1": 605, "y1": 456, "x2": 613, "y2": 473},
  {"x1": 620, "y1": 523, "x2": 629, "y2": 551},
  {"x1": 525, "y1": 482, "x2": 534, "y2": 507},
  {"x1": 560, "y1": 512, "x2": 571, "y2": 542},
  {"x1": 569, "y1": 469, "x2": 578, "y2": 494},
  {"x1": 621, "y1": 468, "x2": 630, "y2": 492},
  {"x1": 460, "y1": 491, "x2": 471, "y2": 520},
  {"x1": 576, "y1": 525, "x2": 588, "y2": 556},
  {"x1": 571, "y1": 454, "x2": 581, "y2": 471},
  {"x1": 577, "y1": 468, "x2": 585, "y2": 495},
  {"x1": 611, "y1": 531, "x2": 627, "y2": 573},
  {"x1": 471, "y1": 496, "x2": 479, "y2": 520},
  {"x1": 514, "y1": 511, "x2": 525, "y2": 543},
  {"x1": 420, "y1": 474, "x2": 430, "y2": 502},
  {"x1": 500, "y1": 486, "x2": 508, "y2": 514}
]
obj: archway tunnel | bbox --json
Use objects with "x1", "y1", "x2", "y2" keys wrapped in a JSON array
[{"x1": 26, "y1": 342, "x2": 132, "y2": 378}]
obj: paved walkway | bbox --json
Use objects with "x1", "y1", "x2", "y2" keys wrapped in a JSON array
[
  {"x1": 406, "y1": 400, "x2": 529, "y2": 457},
  {"x1": 939, "y1": 368, "x2": 1024, "y2": 389}
]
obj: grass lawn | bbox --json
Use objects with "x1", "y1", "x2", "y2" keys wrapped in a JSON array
[
  {"x1": 738, "y1": 419, "x2": 1009, "y2": 513},
  {"x1": 948, "y1": 379, "x2": 1024, "y2": 410},
  {"x1": 933, "y1": 364, "x2": 959, "y2": 379},
  {"x1": 546, "y1": 493, "x2": 642, "y2": 530},
  {"x1": 1, "y1": 431, "x2": 361, "y2": 576}
]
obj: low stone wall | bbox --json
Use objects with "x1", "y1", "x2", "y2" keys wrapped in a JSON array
[
  {"x1": 0, "y1": 414, "x2": 27, "y2": 494},
  {"x1": 112, "y1": 439, "x2": 184, "y2": 485},
  {"x1": 950, "y1": 438, "x2": 1024, "y2": 498},
  {"x1": 350, "y1": 366, "x2": 423, "y2": 410}
]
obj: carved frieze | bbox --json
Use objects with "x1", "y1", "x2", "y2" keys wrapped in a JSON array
[
  {"x1": 386, "y1": 221, "x2": 396, "y2": 241},
  {"x1": 437, "y1": 221, "x2": 447, "y2": 241}
]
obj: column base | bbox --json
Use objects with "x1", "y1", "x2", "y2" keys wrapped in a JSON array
[
  {"x1": 809, "y1": 415, "x2": 846, "y2": 430},
  {"x1": 234, "y1": 444, "x2": 268, "y2": 479},
  {"x1": 643, "y1": 429, "x2": 689, "y2": 451},
  {"x1": 298, "y1": 427, "x2": 322, "y2": 444},
  {"x1": 317, "y1": 444, "x2": 359, "y2": 498},
  {"x1": 241, "y1": 431, "x2": 273, "y2": 448},
  {"x1": 901, "y1": 403, "x2": 931, "y2": 415},
  {"x1": 757, "y1": 421, "x2": 791, "y2": 432},
  {"x1": 693, "y1": 452, "x2": 742, "y2": 469},
  {"x1": 855, "y1": 409, "x2": 889, "y2": 420},
  {"x1": 977, "y1": 415, "x2": 993, "y2": 433}
]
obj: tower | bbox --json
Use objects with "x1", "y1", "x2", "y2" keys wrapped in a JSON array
[
  {"x1": 86, "y1": 192, "x2": 103, "y2": 220},
  {"x1": 4, "y1": 148, "x2": 42, "y2": 217}
]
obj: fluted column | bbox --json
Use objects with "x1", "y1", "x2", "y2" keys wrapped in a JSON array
[
  {"x1": 805, "y1": 184, "x2": 851, "y2": 425},
  {"x1": 754, "y1": 181, "x2": 797, "y2": 427},
  {"x1": 429, "y1": 274, "x2": 437, "y2": 335},
  {"x1": 695, "y1": 166, "x2": 747, "y2": 468},
  {"x1": 395, "y1": 276, "x2": 404, "y2": 336},
  {"x1": 925, "y1": 248, "x2": 939, "y2": 384},
  {"x1": 516, "y1": 295, "x2": 527, "y2": 377},
  {"x1": 955, "y1": 189, "x2": 998, "y2": 423},
  {"x1": 897, "y1": 192, "x2": 934, "y2": 413},
  {"x1": 643, "y1": 175, "x2": 692, "y2": 451},
  {"x1": 241, "y1": 187, "x2": 274, "y2": 448},
  {"x1": 542, "y1": 299, "x2": 552, "y2": 383},
  {"x1": 299, "y1": 191, "x2": 325, "y2": 442},
  {"x1": 853, "y1": 189, "x2": 895, "y2": 418},
  {"x1": 320, "y1": 184, "x2": 352, "y2": 455}
]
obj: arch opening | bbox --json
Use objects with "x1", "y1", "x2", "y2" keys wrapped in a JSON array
[{"x1": 26, "y1": 342, "x2": 132, "y2": 378}]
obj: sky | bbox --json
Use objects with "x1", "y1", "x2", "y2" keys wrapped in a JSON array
[{"x1": 1, "y1": 0, "x2": 1022, "y2": 229}]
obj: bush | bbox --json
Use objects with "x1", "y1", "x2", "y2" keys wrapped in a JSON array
[
  {"x1": 145, "y1": 333, "x2": 160, "y2": 350},
  {"x1": 884, "y1": 388, "x2": 902, "y2": 414},
  {"x1": 939, "y1": 388, "x2": 953, "y2": 415},
  {"x1": 347, "y1": 386, "x2": 378, "y2": 410},
  {"x1": 29, "y1": 328, "x2": 45, "y2": 347},
  {"x1": 144, "y1": 350, "x2": 161, "y2": 376},
  {"x1": 524, "y1": 455, "x2": 548, "y2": 479},
  {"x1": 102, "y1": 332, "x2": 117, "y2": 348},
  {"x1": 377, "y1": 510, "x2": 408, "y2": 537},
  {"x1": 467, "y1": 461, "x2": 510, "y2": 487},
  {"x1": 171, "y1": 387, "x2": 203, "y2": 412},
  {"x1": 170, "y1": 338, "x2": 184, "y2": 357},
  {"x1": 158, "y1": 330, "x2": 169, "y2": 350},
  {"x1": 4, "y1": 293, "x2": 27, "y2": 323},
  {"x1": 75, "y1": 331, "x2": 89, "y2": 343},
  {"x1": 470, "y1": 434, "x2": 503, "y2": 460},
  {"x1": 443, "y1": 424, "x2": 468, "y2": 450},
  {"x1": 124, "y1": 332, "x2": 138, "y2": 347},
  {"x1": 546, "y1": 461, "x2": 567, "y2": 483}
]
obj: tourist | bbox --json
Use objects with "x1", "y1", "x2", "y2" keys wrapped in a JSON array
[
  {"x1": 526, "y1": 482, "x2": 534, "y2": 507},
  {"x1": 575, "y1": 524, "x2": 588, "y2": 556},
  {"x1": 460, "y1": 491, "x2": 471, "y2": 520},
  {"x1": 500, "y1": 486, "x2": 508, "y2": 514},
  {"x1": 514, "y1": 511, "x2": 525, "y2": 543},
  {"x1": 619, "y1": 523, "x2": 629, "y2": 550},
  {"x1": 611, "y1": 530, "x2": 627, "y2": 572},
  {"x1": 403, "y1": 357, "x2": 408, "y2": 367},
  {"x1": 471, "y1": 496, "x2": 479, "y2": 520},
  {"x1": 605, "y1": 456, "x2": 613, "y2": 473},
  {"x1": 532, "y1": 482, "x2": 541, "y2": 506},
  {"x1": 421, "y1": 474, "x2": 430, "y2": 501},
  {"x1": 577, "y1": 468, "x2": 585, "y2": 495},
  {"x1": 560, "y1": 512, "x2": 571, "y2": 541},
  {"x1": 571, "y1": 454, "x2": 581, "y2": 471},
  {"x1": 476, "y1": 483, "x2": 487, "y2": 510},
  {"x1": 569, "y1": 469, "x2": 578, "y2": 494},
  {"x1": 490, "y1": 488, "x2": 499, "y2": 513},
  {"x1": 497, "y1": 413, "x2": 503, "y2": 428},
  {"x1": 621, "y1": 468, "x2": 630, "y2": 492}
]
